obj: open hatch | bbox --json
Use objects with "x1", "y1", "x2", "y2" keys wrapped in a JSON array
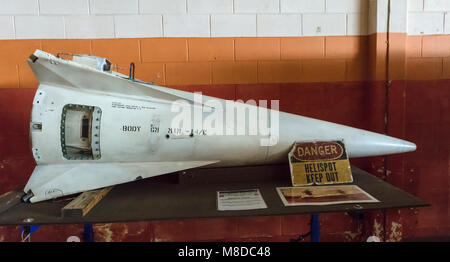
[{"x1": 61, "y1": 104, "x2": 102, "y2": 160}]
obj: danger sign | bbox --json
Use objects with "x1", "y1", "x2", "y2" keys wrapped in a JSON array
[{"x1": 288, "y1": 141, "x2": 353, "y2": 186}]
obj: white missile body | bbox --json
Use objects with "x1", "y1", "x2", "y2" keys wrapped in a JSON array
[{"x1": 24, "y1": 50, "x2": 416, "y2": 203}]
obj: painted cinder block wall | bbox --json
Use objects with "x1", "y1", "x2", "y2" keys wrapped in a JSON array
[{"x1": 0, "y1": 0, "x2": 448, "y2": 242}]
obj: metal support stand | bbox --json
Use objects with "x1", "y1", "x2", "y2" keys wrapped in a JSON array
[
  {"x1": 311, "y1": 214, "x2": 320, "y2": 242},
  {"x1": 20, "y1": 225, "x2": 40, "y2": 242},
  {"x1": 290, "y1": 213, "x2": 320, "y2": 242},
  {"x1": 83, "y1": 224, "x2": 94, "y2": 242}
]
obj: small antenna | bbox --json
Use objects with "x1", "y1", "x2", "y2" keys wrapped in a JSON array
[{"x1": 129, "y1": 62, "x2": 135, "y2": 81}]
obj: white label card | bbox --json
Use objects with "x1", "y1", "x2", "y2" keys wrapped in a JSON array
[{"x1": 217, "y1": 189, "x2": 267, "y2": 211}]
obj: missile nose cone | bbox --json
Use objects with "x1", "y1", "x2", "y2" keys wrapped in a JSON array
[
  {"x1": 399, "y1": 140, "x2": 417, "y2": 153},
  {"x1": 378, "y1": 137, "x2": 417, "y2": 154},
  {"x1": 351, "y1": 135, "x2": 417, "y2": 157},
  {"x1": 331, "y1": 128, "x2": 418, "y2": 158}
]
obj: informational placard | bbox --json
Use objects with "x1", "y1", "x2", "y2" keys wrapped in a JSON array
[
  {"x1": 276, "y1": 185, "x2": 379, "y2": 206},
  {"x1": 288, "y1": 141, "x2": 353, "y2": 186},
  {"x1": 217, "y1": 189, "x2": 267, "y2": 211}
]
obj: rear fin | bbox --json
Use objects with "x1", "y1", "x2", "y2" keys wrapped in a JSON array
[{"x1": 28, "y1": 50, "x2": 206, "y2": 105}]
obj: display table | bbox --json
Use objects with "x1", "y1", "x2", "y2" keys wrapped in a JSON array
[{"x1": 0, "y1": 165, "x2": 428, "y2": 226}]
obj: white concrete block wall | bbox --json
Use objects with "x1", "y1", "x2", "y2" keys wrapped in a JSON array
[
  {"x1": 257, "y1": 14, "x2": 301, "y2": 36},
  {"x1": 368, "y1": 0, "x2": 378, "y2": 34},
  {"x1": 348, "y1": 13, "x2": 368, "y2": 35},
  {"x1": 326, "y1": 0, "x2": 368, "y2": 13},
  {"x1": 234, "y1": 0, "x2": 279, "y2": 13},
  {"x1": 0, "y1": 0, "x2": 38, "y2": 15},
  {"x1": 390, "y1": 0, "x2": 408, "y2": 33},
  {"x1": 423, "y1": 0, "x2": 450, "y2": 11},
  {"x1": 15, "y1": 16, "x2": 65, "y2": 39},
  {"x1": 408, "y1": 12, "x2": 445, "y2": 35},
  {"x1": 446, "y1": 12, "x2": 450, "y2": 34},
  {"x1": 281, "y1": 0, "x2": 325, "y2": 13},
  {"x1": 303, "y1": 14, "x2": 347, "y2": 36},
  {"x1": 0, "y1": 16, "x2": 14, "y2": 39},
  {"x1": 408, "y1": 0, "x2": 423, "y2": 11},
  {"x1": 369, "y1": 0, "x2": 407, "y2": 34},
  {"x1": 0, "y1": 0, "x2": 448, "y2": 39},
  {"x1": 39, "y1": 0, "x2": 89, "y2": 15},
  {"x1": 114, "y1": 15, "x2": 162, "y2": 38},
  {"x1": 211, "y1": 14, "x2": 256, "y2": 36},
  {"x1": 163, "y1": 14, "x2": 210, "y2": 37},
  {"x1": 188, "y1": 0, "x2": 233, "y2": 13},
  {"x1": 90, "y1": 0, "x2": 139, "y2": 14},
  {"x1": 407, "y1": 0, "x2": 450, "y2": 35},
  {"x1": 65, "y1": 15, "x2": 115, "y2": 38},
  {"x1": 139, "y1": 0, "x2": 187, "y2": 14}
]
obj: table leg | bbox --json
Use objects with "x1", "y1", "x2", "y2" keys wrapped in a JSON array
[
  {"x1": 311, "y1": 214, "x2": 320, "y2": 242},
  {"x1": 83, "y1": 223, "x2": 94, "y2": 242}
]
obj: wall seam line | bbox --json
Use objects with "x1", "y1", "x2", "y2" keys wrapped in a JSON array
[
  {"x1": 255, "y1": 13, "x2": 258, "y2": 37},
  {"x1": 12, "y1": 16, "x2": 16, "y2": 40},
  {"x1": 233, "y1": 38, "x2": 236, "y2": 61},
  {"x1": 163, "y1": 63, "x2": 167, "y2": 85},
  {"x1": 346, "y1": 14, "x2": 348, "y2": 35},
  {"x1": 63, "y1": 16, "x2": 66, "y2": 39},
  {"x1": 112, "y1": 15, "x2": 116, "y2": 38},
  {"x1": 443, "y1": 11, "x2": 446, "y2": 35},
  {"x1": 138, "y1": 39, "x2": 142, "y2": 63},
  {"x1": 16, "y1": 64, "x2": 20, "y2": 88},
  {"x1": 300, "y1": 14, "x2": 303, "y2": 36},
  {"x1": 161, "y1": 14, "x2": 165, "y2": 37}
]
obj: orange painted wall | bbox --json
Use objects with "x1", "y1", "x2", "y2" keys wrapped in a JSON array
[
  {"x1": 0, "y1": 36, "x2": 370, "y2": 89},
  {"x1": 1, "y1": 35, "x2": 449, "y2": 90},
  {"x1": 406, "y1": 35, "x2": 450, "y2": 80}
]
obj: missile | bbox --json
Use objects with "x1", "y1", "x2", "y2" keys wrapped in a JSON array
[{"x1": 23, "y1": 50, "x2": 416, "y2": 203}]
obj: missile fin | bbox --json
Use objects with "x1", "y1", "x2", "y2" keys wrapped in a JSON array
[
  {"x1": 29, "y1": 50, "x2": 209, "y2": 106},
  {"x1": 24, "y1": 160, "x2": 219, "y2": 203}
]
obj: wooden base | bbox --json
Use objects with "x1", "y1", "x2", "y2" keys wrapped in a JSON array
[
  {"x1": 0, "y1": 190, "x2": 23, "y2": 215},
  {"x1": 61, "y1": 187, "x2": 113, "y2": 218}
]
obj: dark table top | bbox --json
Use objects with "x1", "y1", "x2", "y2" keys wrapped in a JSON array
[{"x1": 0, "y1": 165, "x2": 428, "y2": 226}]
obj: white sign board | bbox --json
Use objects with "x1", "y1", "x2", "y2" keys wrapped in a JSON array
[{"x1": 217, "y1": 189, "x2": 267, "y2": 211}]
